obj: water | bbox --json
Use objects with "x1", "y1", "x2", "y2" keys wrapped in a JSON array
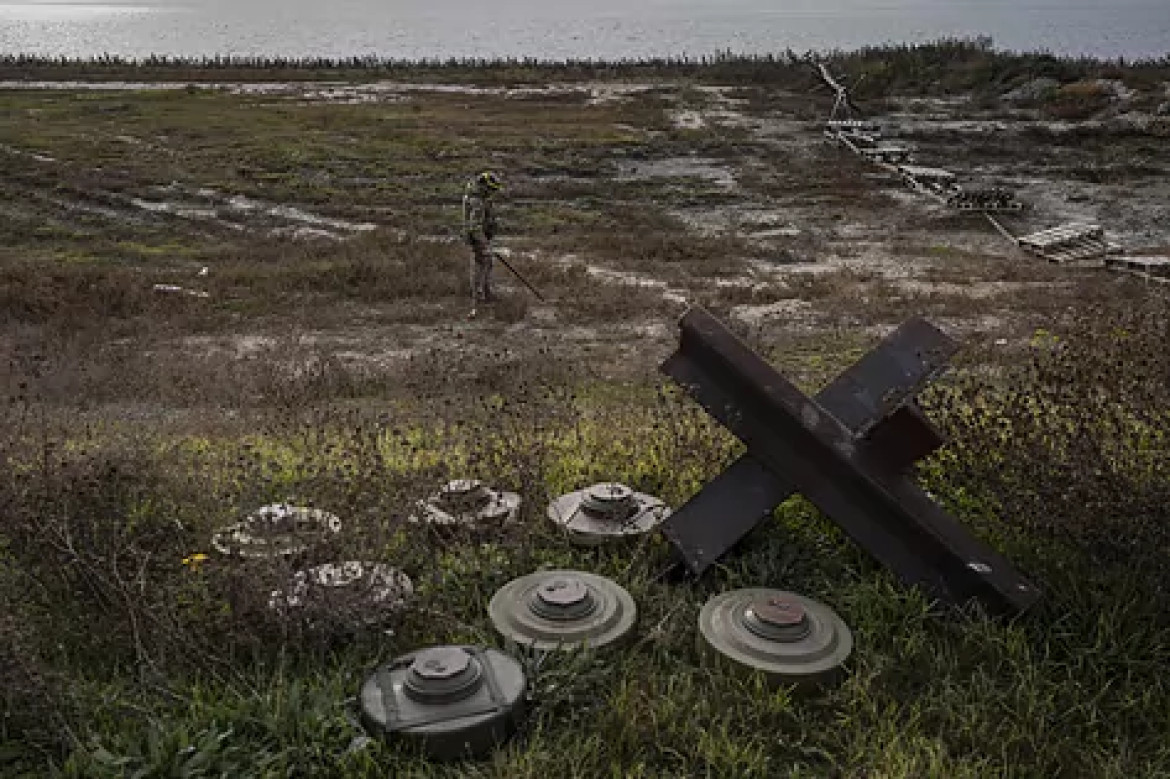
[{"x1": 0, "y1": 0, "x2": 1167, "y2": 62}]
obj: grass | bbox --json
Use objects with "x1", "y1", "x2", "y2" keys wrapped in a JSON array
[
  {"x1": 5, "y1": 389, "x2": 1169, "y2": 777},
  {"x1": 3, "y1": 43, "x2": 1170, "y2": 777}
]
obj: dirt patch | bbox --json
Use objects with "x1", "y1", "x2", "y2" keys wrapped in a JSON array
[
  {"x1": 615, "y1": 156, "x2": 737, "y2": 189},
  {"x1": 3, "y1": 74, "x2": 1169, "y2": 403}
]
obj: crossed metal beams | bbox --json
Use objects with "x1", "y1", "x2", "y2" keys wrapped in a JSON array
[{"x1": 659, "y1": 307, "x2": 1040, "y2": 616}]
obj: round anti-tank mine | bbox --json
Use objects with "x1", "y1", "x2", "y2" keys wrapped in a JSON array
[
  {"x1": 698, "y1": 588, "x2": 853, "y2": 690},
  {"x1": 358, "y1": 645, "x2": 526, "y2": 761},
  {"x1": 268, "y1": 561, "x2": 413, "y2": 627},
  {"x1": 411, "y1": 479, "x2": 521, "y2": 529},
  {"x1": 489, "y1": 569, "x2": 637, "y2": 652},
  {"x1": 210, "y1": 503, "x2": 342, "y2": 560},
  {"x1": 546, "y1": 482, "x2": 670, "y2": 545}
]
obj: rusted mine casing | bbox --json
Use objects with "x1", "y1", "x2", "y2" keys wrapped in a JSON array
[
  {"x1": 268, "y1": 561, "x2": 413, "y2": 628},
  {"x1": 211, "y1": 503, "x2": 341, "y2": 560},
  {"x1": 411, "y1": 479, "x2": 521, "y2": 529},
  {"x1": 547, "y1": 482, "x2": 671, "y2": 546}
]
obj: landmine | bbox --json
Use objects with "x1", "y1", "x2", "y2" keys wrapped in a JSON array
[
  {"x1": 489, "y1": 570, "x2": 637, "y2": 653},
  {"x1": 412, "y1": 479, "x2": 521, "y2": 528},
  {"x1": 1017, "y1": 222, "x2": 1110, "y2": 265},
  {"x1": 547, "y1": 482, "x2": 671, "y2": 545},
  {"x1": 211, "y1": 503, "x2": 342, "y2": 559},
  {"x1": 359, "y1": 645, "x2": 526, "y2": 761},
  {"x1": 268, "y1": 561, "x2": 413, "y2": 626},
  {"x1": 698, "y1": 588, "x2": 853, "y2": 691}
]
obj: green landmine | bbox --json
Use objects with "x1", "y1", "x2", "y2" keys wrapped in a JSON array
[
  {"x1": 358, "y1": 645, "x2": 527, "y2": 761},
  {"x1": 698, "y1": 588, "x2": 853, "y2": 692},
  {"x1": 489, "y1": 569, "x2": 637, "y2": 653}
]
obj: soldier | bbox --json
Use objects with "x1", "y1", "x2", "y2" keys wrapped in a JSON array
[{"x1": 463, "y1": 170, "x2": 503, "y2": 312}]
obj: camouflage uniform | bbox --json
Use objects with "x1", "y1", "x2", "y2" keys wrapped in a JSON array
[{"x1": 463, "y1": 176, "x2": 499, "y2": 303}]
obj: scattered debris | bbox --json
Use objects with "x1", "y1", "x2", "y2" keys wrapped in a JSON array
[
  {"x1": 825, "y1": 118, "x2": 882, "y2": 137},
  {"x1": 896, "y1": 165, "x2": 960, "y2": 200},
  {"x1": 947, "y1": 185, "x2": 1024, "y2": 212},
  {"x1": 857, "y1": 144, "x2": 913, "y2": 165},
  {"x1": 1105, "y1": 255, "x2": 1170, "y2": 282}
]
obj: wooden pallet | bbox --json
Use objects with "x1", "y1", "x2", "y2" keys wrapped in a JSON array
[
  {"x1": 1017, "y1": 222, "x2": 1108, "y2": 265},
  {"x1": 947, "y1": 187, "x2": 1023, "y2": 212},
  {"x1": 1106, "y1": 255, "x2": 1170, "y2": 282},
  {"x1": 825, "y1": 118, "x2": 882, "y2": 136},
  {"x1": 858, "y1": 144, "x2": 913, "y2": 164},
  {"x1": 897, "y1": 165, "x2": 959, "y2": 199}
]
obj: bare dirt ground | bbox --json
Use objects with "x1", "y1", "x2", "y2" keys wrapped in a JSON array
[{"x1": 2, "y1": 74, "x2": 1168, "y2": 411}]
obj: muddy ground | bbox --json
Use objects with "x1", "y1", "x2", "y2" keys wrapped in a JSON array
[{"x1": 2, "y1": 74, "x2": 1169, "y2": 416}]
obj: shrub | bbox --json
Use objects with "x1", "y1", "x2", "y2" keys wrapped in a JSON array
[
  {"x1": 1043, "y1": 80, "x2": 1115, "y2": 120},
  {"x1": 925, "y1": 292, "x2": 1170, "y2": 589}
]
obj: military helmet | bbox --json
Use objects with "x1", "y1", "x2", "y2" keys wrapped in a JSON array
[{"x1": 476, "y1": 170, "x2": 503, "y2": 191}]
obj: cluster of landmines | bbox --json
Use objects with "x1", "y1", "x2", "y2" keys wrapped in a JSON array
[{"x1": 209, "y1": 480, "x2": 854, "y2": 761}]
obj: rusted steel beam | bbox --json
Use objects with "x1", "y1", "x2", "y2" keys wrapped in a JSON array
[
  {"x1": 661, "y1": 316, "x2": 954, "y2": 574},
  {"x1": 814, "y1": 317, "x2": 957, "y2": 437},
  {"x1": 660, "y1": 306, "x2": 1040, "y2": 615}
]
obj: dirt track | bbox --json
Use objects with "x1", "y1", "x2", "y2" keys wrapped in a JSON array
[{"x1": 2, "y1": 76, "x2": 1168, "y2": 404}]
